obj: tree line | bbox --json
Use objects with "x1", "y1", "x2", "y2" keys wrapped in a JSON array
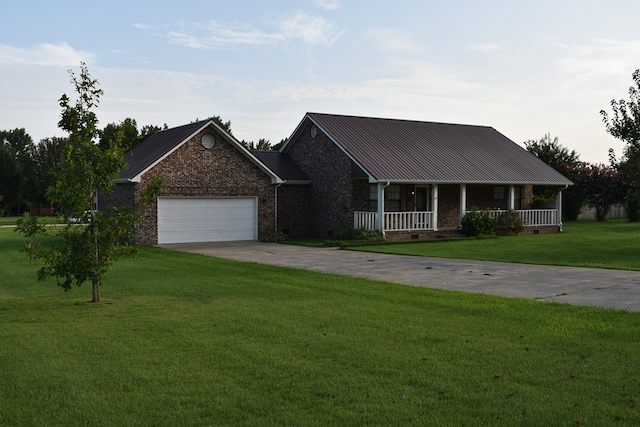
[
  {"x1": 526, "y1": 69, "x2": 640, "y2": 222},
  {"x1": 0, "y1": 116, "x2": 285, "y2": 216}
]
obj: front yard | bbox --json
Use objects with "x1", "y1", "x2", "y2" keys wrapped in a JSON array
[
  {"x1": 347, "y1": 219, "x2": 640, "y2": 271},
  {"x1": 1, "y1": 226, "x2": 639, "y2": 426}
]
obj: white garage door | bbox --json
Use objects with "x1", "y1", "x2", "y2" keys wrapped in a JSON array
[{"x1": 157, "y1": 197, "x2": 257, "y2": 244}]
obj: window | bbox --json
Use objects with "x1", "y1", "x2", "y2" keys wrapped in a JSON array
[
  {"x1": 369, "y1": 184, "x2": 401, "y2": 212},
  {"x1": 369, "y1": 185, "x2": 378, "y2": 212},
  {"x1": 494, "y1": 186, "x2": 507, "y2": 209},
  {"x1": 385, "y1": 185, "x2": 401, "y2": 212},
  {"x1": 494, "y1": 186, "x2": 522, "y2": 210}
]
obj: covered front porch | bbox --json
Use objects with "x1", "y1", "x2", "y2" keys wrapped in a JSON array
[{"x1": 353, "y1": 183, "x2": 564, "y2": 235}]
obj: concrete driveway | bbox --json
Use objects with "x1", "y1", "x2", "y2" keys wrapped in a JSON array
[{"x1": 159, "y1": 241, "x2": 640, "y2": 312}]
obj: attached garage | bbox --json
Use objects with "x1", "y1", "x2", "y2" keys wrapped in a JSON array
[{"x1": 157, "y1": 197, "x2": 257, "y2": 244}]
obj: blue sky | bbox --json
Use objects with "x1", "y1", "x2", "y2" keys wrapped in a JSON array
[{"x1": 2, "y1": 0, "x2": 640, "y2": 163}]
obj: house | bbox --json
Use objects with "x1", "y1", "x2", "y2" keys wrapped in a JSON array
[{"x1": 101, "y1": 113, "x2": 572, "y2": 245}]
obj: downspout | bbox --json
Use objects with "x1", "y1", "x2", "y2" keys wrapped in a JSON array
[
  {"x1": 376, "y1": 182, "x2": 391, "y2": 235},
  {"x1": 274, "y1": 183, "x2": 282, "y2": 232}
]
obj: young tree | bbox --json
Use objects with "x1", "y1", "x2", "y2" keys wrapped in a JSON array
[
  {"x1": 16, "y1": 63, "x2": 161, "y2": 303},
  {"x1": 601, "y1": 68, "x2": 640, "y2": 221}
]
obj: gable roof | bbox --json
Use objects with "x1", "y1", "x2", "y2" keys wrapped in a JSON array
[
  {"x1": 116, "y1": 119, "x2": 283, "y2": 184},
  {"x1": 252, "y1": 151, "x2": 310, "y2": 183},
  {"x1": 284, "y1": 113, "x2": 572, "y2": 186}
]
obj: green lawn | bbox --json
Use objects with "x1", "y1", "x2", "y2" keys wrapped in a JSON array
[
  {"x1": 348, "y1": 220, "x2": 640, "y2": 270},
  {"x1": 1, "y1": 227, "x2": 639, "y2": 426},
  {"x1": 0, "y1": 215, "x2": 60, "y2": 227}
]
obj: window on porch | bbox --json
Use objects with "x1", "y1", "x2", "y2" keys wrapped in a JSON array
[
  {"x1": 493, "y1": 186, "x2": 522, "y2": 210},
  {"x1": 369, "y1": 185, "x2": 378, "y2": 212},
  {"x1": 369, "y1": 184, "x2": 402, "y2": 212},
  {"x1": 386, "y1": 185, "x2": 401, "y2": 212}
]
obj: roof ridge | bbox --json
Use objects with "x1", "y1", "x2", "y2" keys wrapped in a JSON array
[{"x1": 307, "y1": 112, "x2": 493, "y2": 129}]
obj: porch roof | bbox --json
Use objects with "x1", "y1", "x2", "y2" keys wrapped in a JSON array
[{"x1": 287, "y1": 113, "x2": 573, "y2": 186}]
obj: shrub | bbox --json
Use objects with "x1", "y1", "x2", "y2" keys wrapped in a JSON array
[
  {"x1": 259, "y1": 229, "x2": 287, "y2": 243},
  {"x1": 335, "y1": 228, "x2": 385, "y2": 242},
  {"x1": 461, "y1": 208, "x2": 496, "y2": 237},
  {"x1": 496, "y1": 209, "x2": 525, "y2": 235}
]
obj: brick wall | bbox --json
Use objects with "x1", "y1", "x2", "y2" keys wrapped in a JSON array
[
  {"x1": 120, "y1": 126, "x2": 276, "y2": 245},
  {"x1": 277, "y1": 184, "x2": 311, "y2": 236},
  {"x1": 286, "y1": 123, "x2": 354, "y2": 237},
  {"x1": 98, "y1": 183, "x2": 136, "y2": 211},
  {"x1": 438, "y1": 184, "x2": 461, "y2": 227}
]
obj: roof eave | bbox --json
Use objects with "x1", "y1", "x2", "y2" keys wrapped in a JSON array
[{"x1": 370, "y1": 179, "x2": 573, "y2": 186}]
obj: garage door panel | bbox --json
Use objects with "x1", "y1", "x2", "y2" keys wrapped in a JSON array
[{"x1": 157, "y1": 198, "x2": 257, "y2": 244}]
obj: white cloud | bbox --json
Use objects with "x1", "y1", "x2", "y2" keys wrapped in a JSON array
[
  {"x1": 467, "y1": 42, "x2": 507, "y2": 53},
  {"x1": 133, "y1": 23, "x2": 152, "y2": 30},
  {"x1": 365, "y1": 29, "x2": 422, "y2": 53},
  {"x1": 167, "y1": 12, "x2": 341, "y2": 50},
  {"x1": 315, "y1": 0, "x2": 340, "y2": 10},
  {"x1": 0, "y1": 42, "x2": 93, "y2": 66},
  {"x1": 277, "y1": 11, "x2": 341, "y2": 45}
]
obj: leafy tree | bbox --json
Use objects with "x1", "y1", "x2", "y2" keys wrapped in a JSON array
[
  {"x1": 16, "y1": 62, "x2": 161, "y2": 303},
  {"x1": 524, "y1": 134, "x2": 585, "y2": 220},
  {"x1": 0, "y1": 128, "x2": 34, "y2": 214},
  {"x1": 29, "y1": 137, "x2": 69, "y2": 209},
  {"x1": 0, "y1": 143, "x2": 21, "y2": 215},
  {"x1": 98, "y1": 118, "x2": 163, "y2": 153},
  {"x1": 601, "y1": 68, "x2": 640, "y2": 221},
  {"x1": 271, "y1": 138, "x2": 288, "y2": 151},
  {"x1": 241, "y1": 138, "x2": 273, "y2": 150},
  {"x1": 139, "y1": 123, "x2": 164, "y2": 142},
  {"x1": 582, "y1": 163, "x2": 624, "y2": 221},
  {"x1": 210, "y1": 115, "x2": 233, "y2": 135}
]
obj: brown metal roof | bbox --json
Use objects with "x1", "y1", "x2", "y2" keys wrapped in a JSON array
[
  {"x1": 291, "y1": 113, "x2": 572, "y2": 186},
  {"x1": 118, "y1": 119, "x2": 283, "y2": 184},
  {"x1": 251, "y1": 151, "x2": 310, "y2": 183},
  {"x1": 119, "y1": 120, "x2": 209, "y2": 180}
]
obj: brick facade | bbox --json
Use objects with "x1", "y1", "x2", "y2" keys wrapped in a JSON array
[
  {"x1": 102, "y1": 126, "x2": 277, "y2": 245},
  {"x1": 276, "y1": 184, "x2": 311, "y2": 237},
  {"x1": 285, "y1": 123, "x2": 354, "y2": 237}
]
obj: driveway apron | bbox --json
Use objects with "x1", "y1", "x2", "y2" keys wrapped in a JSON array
[{"x1": 159, "y1": 241, "x2": 640, "y2": 312}]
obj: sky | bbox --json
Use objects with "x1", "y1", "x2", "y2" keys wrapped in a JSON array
[{"x1": 2, "y1": 0, "x2": 640, "y2": 164}]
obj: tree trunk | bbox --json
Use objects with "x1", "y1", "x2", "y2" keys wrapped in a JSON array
[{"x1": 92, "y1": 276, "x2": 100, "y2": 303}]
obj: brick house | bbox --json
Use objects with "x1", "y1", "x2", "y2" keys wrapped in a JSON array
[{"x1": 101, "y1": 113, "x2": 572, "y2": 244}]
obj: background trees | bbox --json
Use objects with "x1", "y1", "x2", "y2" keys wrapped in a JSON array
[
  {"x1": 0, "y1": 129, "x2": 34, "y2": 215},
  {"x1": 601, "y1": 68, "x2": 640, "y2": 221},
  {"x1": 98, "y1": 118, "x2": 164, "y2": 153},
  {"x1": 525, "y1": 134, "x2": 586, "y2": 221}
]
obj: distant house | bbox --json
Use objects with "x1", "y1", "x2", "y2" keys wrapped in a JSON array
[{"x1": 100, "y1": 113, "x2": 572, "y2": 244}]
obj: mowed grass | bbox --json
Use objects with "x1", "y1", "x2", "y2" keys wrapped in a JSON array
[
  {"x1": 1, "y1": 228, "x2": 639, "y2": 426},
  {"x1": 349, "y1": 220, "x2": 640, "y2": 271}
]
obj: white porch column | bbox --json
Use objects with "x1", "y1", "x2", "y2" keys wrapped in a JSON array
[
  {"x1": 376, "y1": 182, "x2": 388, "y2": 234},
  {"x1": 432, "y1": 184, "x2": 439, "y2": 231},
  {"x1": 556, "y1": 187, "x2": 564, "y2": 232},
  {"x1": 459, "y1": 184, "x2": 466, "y2": 226},
  {"x1": 508, "y1": 185, "x2": 515, "y2": 210}
]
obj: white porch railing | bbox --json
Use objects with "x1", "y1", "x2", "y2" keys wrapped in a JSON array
[
  {"x1": 354, "y1": 211, "x2": 435, "y2": 231},
  {"x1": 355, "y1": 209, "x2": 559, "y2": 232},
  {"x1": 468, "y1": 209, "x2": 559, "y2": 226},
  {"x1": 354, "y1": 211, "x2": 377, "y2": 230}
]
